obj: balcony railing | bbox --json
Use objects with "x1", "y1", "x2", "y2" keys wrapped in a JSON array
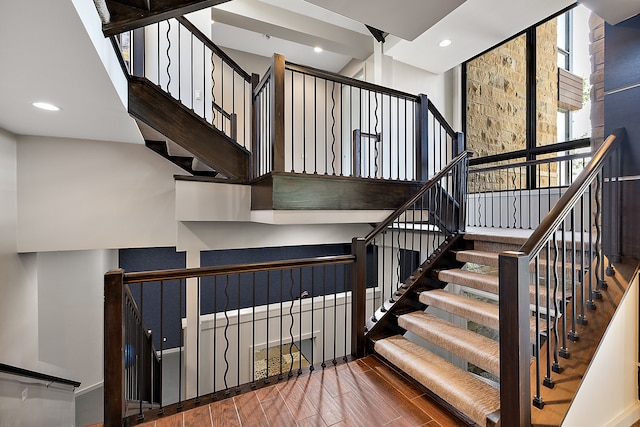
[
  {"x1": 498, "y1": 129, "x2": 624, "y2": 426},
  {"x1": 111, "y1": 16, "x2": 253, "y2": 150},
  {"x1": 253, "y1": 54, "x2": 463, "y2": 181}
]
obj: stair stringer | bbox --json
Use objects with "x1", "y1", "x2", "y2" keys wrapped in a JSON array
[
  {"x1": 128, "y1": 76, "x2": 250, "y2": 181},
  {"x1": 364, "y1": 233, "x2": 467, "y2": 347}
]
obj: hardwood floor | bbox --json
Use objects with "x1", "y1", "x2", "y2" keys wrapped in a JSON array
[{"x1": 131, "y1": 355, "x2": 469, "y2": 427}]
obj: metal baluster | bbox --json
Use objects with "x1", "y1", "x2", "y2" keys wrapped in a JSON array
[
  {"x1": 310, "y1": 267, "x2": 315, "y2": 371},
  {"x1": 314, "y1": 76, "x2": 318, "y2": 174},
  {"x1": 587, "y1": 182, "x2": 596, "y2": 311},
  {"x1": 265, "y1": 271, "x2": 270, "y2": 384},
  {"x1": 321, "y1": 265, "x2": 327, "y2": 368},
  {"x1": 298, "y1": 269, "x2": 303, "y2": 375},
  {"x1": 331, "y1": 81, "x2": 336, "y2": 175},
  {"x1": 178, "y1": 279, "x2": 184, "y2": 408},
  {"x1": 222, "y1": 275, "x2": 230, "y2": 395},
  {"x1": 333, "y1": 264, "x2": 337, "y2": 365},
  {"x1": 196, "y1": 277, "x2": 201, "y2": 402},
  {"x1": 560, "y1": 218, "x2": 570, "y2": 357},
  {"x1": 569, "y1": 208, "x2": 580, "y2": 341},
  {"x1": 252, "y1": 272, "x2": 256, "y2": 386},
  {"x1": 236, "y1": 274, "x2": 241, "y2": 391},
  {"x1": 288, "y1": 269, "x2": 295, "y2": 377},
  {"x1": 543, "y1": 240, "x2": 555, "y2": 389},
  {"x1": 552, "y1": 231, "x2": 563, "y2": 374},
  {"x1": 533, "y1": 256, "x2": 544, "y2": 408}
]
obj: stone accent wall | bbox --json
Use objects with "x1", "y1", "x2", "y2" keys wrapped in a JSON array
[
  {"x1": 589, "y1": 13, "x2": 605, "y2": 147},
  {"x1": 466, "y1": 34, "x2": 527, "y2": 158},
  {"x1": 466, "y1": 20, "x2": 559, "y2": 189}
]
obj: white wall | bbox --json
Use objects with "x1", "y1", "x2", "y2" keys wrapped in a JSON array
[
  {"x1": 562, "y1": 269, "x2": 640, "y2": 427},
  {"x1": 0, "y1": 129, "x2": 39, "y2": 370},
  {"x1": 37, "y1": 249, "x2": 117, "y2": 391},
  {"x1": 17, "y1": 135, "x2": 185, "y2": 253}
]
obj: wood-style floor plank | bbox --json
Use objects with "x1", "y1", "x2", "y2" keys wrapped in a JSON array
[
  {"x1": 234, "y1": 392, "x2": 269, "y2": 427},
  {"x1": 111, "y1": 355, "x2": 465, "y2": 427},
  {"x1": 260, "y1": 392, "x2": 297, "y2": 426},
  {"x1": 183, "y1": 405, "x2": 211, "y2": 427},
  {"x1": 210, "y1": 398, "x2": 240, "y2": 427}
]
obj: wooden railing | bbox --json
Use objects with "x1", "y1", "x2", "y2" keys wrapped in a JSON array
[
  {"x1": 110, "y1": 15, "x2": 253, "y2": 149},
  {"x1": 253, "y1": 53, "x2": 464, "y2": 180},
  {"x1": 104, "y1": 255, "x2": 374, "y2": 426},
  {"x1": 467, "y1": 138, "x2": 592, "y2": 229},
  {"x1": 352, "y1": 150, "x2": 471, "y2": 356},
  {"x1": 498, "y1": 129, "x2": 625, "y2": 426}
]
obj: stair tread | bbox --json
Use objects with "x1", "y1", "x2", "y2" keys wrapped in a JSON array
[
  {"x1": 375, "y1": 335, "x2": 500, "y2": 427},
  {"x1": 419, "y1": 289, "x2": 500, "y2": 330},
  {"x1": 455, "y1": 250, "x2": 499, "y2": 267},
  {"x1": 438, "y1": 268, "x2": 498, "y2": 294},
  {"x1": 398, "y1": 311, "x2": 500, "y2": 377},
  {"x1": 419, "y1": 289, "x2": 548, "y2": 341}
]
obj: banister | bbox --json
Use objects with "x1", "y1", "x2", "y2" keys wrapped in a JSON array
[
  {"x1": 285, "y1": 61, "x2": 419, "y2": 102},
  {"x1": 123, "y1": 255, "x2": 356, "y2": 283},
  {"x1": 364, "y1": 150, "x2": 472, "y2": 244},
  {"x1": 427, "y1": 101, "x2": 456, "y2": 138},
  {"x1": 0, "y1": 363, "x2": 81, "y2": 388},
  {"x1": 175, "y1": 16, "x2": 251, "y2": 82},
  {"x1": 519, "y1": 129, "x2": 624, "y2": 258}
]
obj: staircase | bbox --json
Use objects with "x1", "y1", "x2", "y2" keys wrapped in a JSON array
[{"x1": 374, "y1": 231, "x2": 528, "y2": 426}]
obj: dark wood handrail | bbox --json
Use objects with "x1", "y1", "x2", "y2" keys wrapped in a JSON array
[
  {"x1": 469, "y1": 137, "x2": 590, "y2": 166},
  {"x1": 285, "y1": 61, "x2": 419, "y2": 102},
  {"x1": 175, "y1": 16, "x2": 251, "y2": 82},
  {"x1": 426, "y1": 101, "x2": 456, "y2": 138},
  {"x1": 364, "y1": 150, "x2": 472, "y2": 244},
  {"x1": 520, "y1": 129, "x2": 624, "y2": 257},
  {"x1": 0, "y1": 363, "x2": 80, "y2": 388},
  {"x1": 253, "y1": 69, "x2": 272, "y2": 97},
  {"x1": 124, "y1": 255, "x2": 355, "y2": 283},
  {"x1": 469, "y1": 151, "x2": 590, "y2": 175}
]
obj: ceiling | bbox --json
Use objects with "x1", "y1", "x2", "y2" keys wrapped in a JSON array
[{"x1": 0, "y1": 0, "x2": 638, "y2": 145}]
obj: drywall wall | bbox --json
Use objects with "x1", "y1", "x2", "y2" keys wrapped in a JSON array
[
  {"x1": 562, "y1": 269, "x2": 639, "y2": 426},
  {"x1": 17, "y1": 135, "x2": 185, "y2": 253},
  {"x1": 37, "y1": 249, "x2": 117, "y2": 392},
  {"x1": 0, "y1": 128, "x2": 39, "y2": 370}
]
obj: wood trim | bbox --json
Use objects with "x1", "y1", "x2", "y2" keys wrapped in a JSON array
[
  {"x1": 250, "y1": 173, "x2": 424, "y2": 211},
  {"x1": 101, "y1": 0, "x2": 230, "y2": 36},
  {"x1": 104, "y1": 269, "x2": 125, "y2": 427},
  {"x1": 415, "y1": 94, "x2": 429, "y2": 181},
  {"x1": 128, "y1": 76, "x2": 250, "y2": 181},
  {"x1": 271, "y1": 54, "x2": 286, "y2": 172}
]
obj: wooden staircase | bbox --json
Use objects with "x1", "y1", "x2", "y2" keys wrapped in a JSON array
[{"x1": 370, "y1": 230, "x2": 566, "y2": 427}]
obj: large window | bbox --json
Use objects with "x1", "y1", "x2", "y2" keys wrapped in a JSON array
[{"x1": 464, "y1": 4, "x2": 596, "y2": 188}]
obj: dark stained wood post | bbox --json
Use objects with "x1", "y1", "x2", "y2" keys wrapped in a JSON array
[
  {"x1": 415, "y1": 94, "x2": 429, "y2": 181},
  {"x1": 498, "y1": 252, "x2": 532, "y2": 427},
  {"x1": 251, "y1": 73, "x2": 260, "y2": 179},
  {"x1": 104, "y1": 269, "x2": 125, "y2": 427},
  {"x1": 271, "y1": 53, "x2": 286, "y2": 172},
  {"x1": 351, "y1": 237, "x2": 367, "y2": 358}
]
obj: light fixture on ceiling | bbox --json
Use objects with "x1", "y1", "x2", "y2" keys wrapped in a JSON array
[
  {"x1": 32, "y1": 102, "x2": 61, "y2": 111},
  {"x1": 439, "y1": 39, "x2": 452, "y2": 48},
  {"x1": 314, "y1": 46, "x2": 323, "y2": 53}
]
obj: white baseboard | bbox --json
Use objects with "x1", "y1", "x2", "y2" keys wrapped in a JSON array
[
  {"x1": 605, "y1": 403, "x2": 640, "y2": 427},
  {"x1": 75, "y1": 381, "x2": 103, "y2": 396}
]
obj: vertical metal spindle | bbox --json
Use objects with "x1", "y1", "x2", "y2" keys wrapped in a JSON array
[
  {"x1": 213, "y1": 276, "x2": 217, "y2": 395},
  {"x1": 333, "y1": 264, "x2": 338, "y2": 365},
  {"x1": 310, "y1": 266, "x2": 315, "y2": 370},
  {"x1": 314, "y1": 76, "x2": 318, "y2": 174},
  {"x1": 279, "y1": 270, "x2": 284, "y2": 378},
  {"x1": 560, "y1": 218, "x2": 570, "y2": 356},
  {"x1": 533, "y1": 256, "x2": 544, "y2": 408},
  {"x1": 578, "y1": 192, "x2": 588, "y2": 323},
  {"x1": 288, "y1": 269, "x2": 295, "y2": 377},
  {"x1": 159, "y1": 280, "x2": 164, "y2": 413},
  {"x1": 222, "y1": 275, "x2": 230, "y2": 395},
  {"x1": 551, "y1": 231, "x2": 562, "y2": 374},
  {"x1": 252, "y1": 272, "x2": 256, "y2": 385},
  {"x1": 543, "y1": 240, "x2": 554, "y2": 389},
  {"x1": 569, "y1": 208, "x2": 580, "y2": 340},
  {"x1": 196, "y1": 277, "x2": 200, "y2": 402},
  {"x1": 265, "y1": 271, "x2": 270, "y2": 384},
  {"x1": 236, "y1": 273, "x2": 241, "y2": 390},
  {"x1": 178, "y1": 279, "x2": 184, "y2": 408},
  {"x1": 343, "y1": 263, "x2": 349, "y2": 361},
  {"x1": 587, "y1": 182, "x2": 596, "y2": 311},
  {"x1": 321, "y1": 265, "x2": 327, "y2": 368},
  {"x1": 303, "y1": 74, "x2": 307, "y2": 174},
  {"x1": 298, "y1": 269, "x2": 303, "y2": 375},
  {"x1": 291, "y1": 71, "x2": 296, "y2": 173}
]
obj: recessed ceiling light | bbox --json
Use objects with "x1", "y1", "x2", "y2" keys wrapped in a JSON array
[
  {"x1": 32, "y1": 102, "x2": 61, "y2": 111},
  {"x1": 439, "y1": 39, "x2": 452, "y2": 48},
  {"x1": 314, "y1": 46, "x2": 323, "y2": 53}
]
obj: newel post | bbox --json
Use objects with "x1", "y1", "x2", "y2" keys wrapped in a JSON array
[
  {"x1": 351, "y1": 237, "x2": 367, "y2": 358},
  {"x1": 271, "y1": 53, "x2": 286, "y2": 172},
  {"x1": 415, "y1": 94, "x2": 429, "y2": 181},
  {"x1": 251, "y1": 72, "x2": 260, "y2": 179},
  {"x1": 104, "y1": 269, "x2": 125, "y2": 427},
  {"x1": 498, "y1": 252, "x2": 532, "y2": 427}
]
